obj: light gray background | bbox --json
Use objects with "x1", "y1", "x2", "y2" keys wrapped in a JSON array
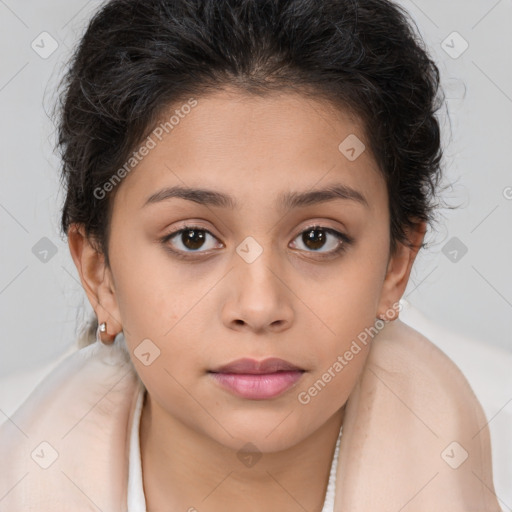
[{"x1": 0, "y1": 0, "x2": 511, "y2": 507}]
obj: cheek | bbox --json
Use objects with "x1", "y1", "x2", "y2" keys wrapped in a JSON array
[
  {"x1": 298, "y1": 255, "x2": 385, "y2": 406},
  {"x1": 109, "y1": 231, "x2": 199, "y2": 344},
  {"x1": 313, "y1": 264, "x2": 385, "y2": 346},
  {"x1": 109, "y1": 235, "x2": 221, "y2": 384},
  {"x1": 296, "y1": 285, "x2": 376, "y2": 411},
  {"x1": 298, "y1": 345, "x2": 370, "y2": 410}
]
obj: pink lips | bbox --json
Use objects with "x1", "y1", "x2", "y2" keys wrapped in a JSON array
[{"x1": 208, "y1": 357, "x2": 305, "y2": 400}]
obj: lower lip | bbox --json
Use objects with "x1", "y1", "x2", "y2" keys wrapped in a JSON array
[{"x1": 209, "y1": 371, "x2": 304, "y2": 400}]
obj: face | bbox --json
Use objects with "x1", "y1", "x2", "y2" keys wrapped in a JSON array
[{"x1": 71, "y1": 88, "x2": 421, "y2": 453}]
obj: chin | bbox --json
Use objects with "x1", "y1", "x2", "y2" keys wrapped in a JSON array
[{"x1": 205, "y1": 413, "x2": 314, "y2": 454}]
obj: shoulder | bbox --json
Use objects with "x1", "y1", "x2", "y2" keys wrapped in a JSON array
[
  {"x1": 0, "y1": 340, "x2": 140, "y2": 511},
  {"x1": 365, "y1": 318, "x2": 495, "y2": 445},
  {"x1": 369, "y1": 318, "x2": 481, "y2": 409},
  {"x1": 343, "y1": 318, "x2": 501, "y2": 510},
  {"x1": 1, "y1": 340, "x2": 137, "y2": 430}
]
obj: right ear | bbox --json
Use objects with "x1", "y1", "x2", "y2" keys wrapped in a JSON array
[{"x1": 67, "y1": 223, "x2": 122, "y2": 343}]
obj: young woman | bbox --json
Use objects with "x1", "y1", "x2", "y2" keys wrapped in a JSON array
[{"x1": 0, "y1": 0, "x2": 501, "y2": 510}]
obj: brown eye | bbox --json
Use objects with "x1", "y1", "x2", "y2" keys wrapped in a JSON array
[
  {"x1": 290, "y1": 226, "x2": 351, "y2": 257},
  {"x1": 162, "y1": 226, "x2": 222, "y2": 254},
  {"x1": 180, "y1": 229, "x2": 207, "y2": 250},
  {"x1": 302, "y1": 228, "x2": 328, "y2": 250}
]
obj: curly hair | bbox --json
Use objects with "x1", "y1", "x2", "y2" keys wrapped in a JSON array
[{"x1": 53, "y1": 0, "x2": 451, "y2": 347}]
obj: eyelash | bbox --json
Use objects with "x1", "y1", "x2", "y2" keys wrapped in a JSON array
[{"x1": 160, "y1": 224, "x2": 353, "y2": 260}]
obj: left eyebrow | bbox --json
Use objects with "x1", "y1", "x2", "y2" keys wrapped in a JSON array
[
  {"x1": 280, "y1": 184, "x2": 369, "y2": 210},
  {"x1": 142, "y1": 183, "x2": 369, "y2": 211}
]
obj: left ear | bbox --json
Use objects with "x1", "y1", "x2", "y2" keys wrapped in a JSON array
[{"x1": 377, "y1": 221, "x2": 427, "y2": 321}]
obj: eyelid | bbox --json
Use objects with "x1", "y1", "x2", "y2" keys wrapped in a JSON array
[{"x1": 162, "y1": 224, "x2": 222, "y2": 246}]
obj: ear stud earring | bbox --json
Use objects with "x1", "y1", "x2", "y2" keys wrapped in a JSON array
[{"x1": 96, "y1": 321, "x2": 108, "y2": 344}]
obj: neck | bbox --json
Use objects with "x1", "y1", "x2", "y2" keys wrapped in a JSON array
[{"x1": 140, "y1": 392, "x2": 344, "y2": 512}]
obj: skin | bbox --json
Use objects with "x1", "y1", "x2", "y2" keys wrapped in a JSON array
[{"x1": 68, "y1": 87, "x2": 425, "y2": 511}]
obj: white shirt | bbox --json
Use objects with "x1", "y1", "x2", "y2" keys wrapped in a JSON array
[{"x1": 127, "y1": 385, "x2": 343, "y2": 511}]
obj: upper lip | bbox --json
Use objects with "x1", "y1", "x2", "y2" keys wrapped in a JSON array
[{"x1": 210, "y1": 357, "x2": 304, "y2": 374}]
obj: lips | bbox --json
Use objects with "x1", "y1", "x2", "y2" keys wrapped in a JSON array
[
  {"x1": 209, "y1": 357, "x2": 304, "y2": 375},
  {"x1": 208, "y1": 358, "x2": 305, "y2": 400}
]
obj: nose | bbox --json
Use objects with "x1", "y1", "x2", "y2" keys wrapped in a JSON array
[{"x1": 221, "y1": 245, "x2": 294, "y2": 334}]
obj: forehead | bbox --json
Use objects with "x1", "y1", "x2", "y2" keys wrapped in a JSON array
[{"x1": 113, "y1": 88, "x2": 386, "y2": 214}]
